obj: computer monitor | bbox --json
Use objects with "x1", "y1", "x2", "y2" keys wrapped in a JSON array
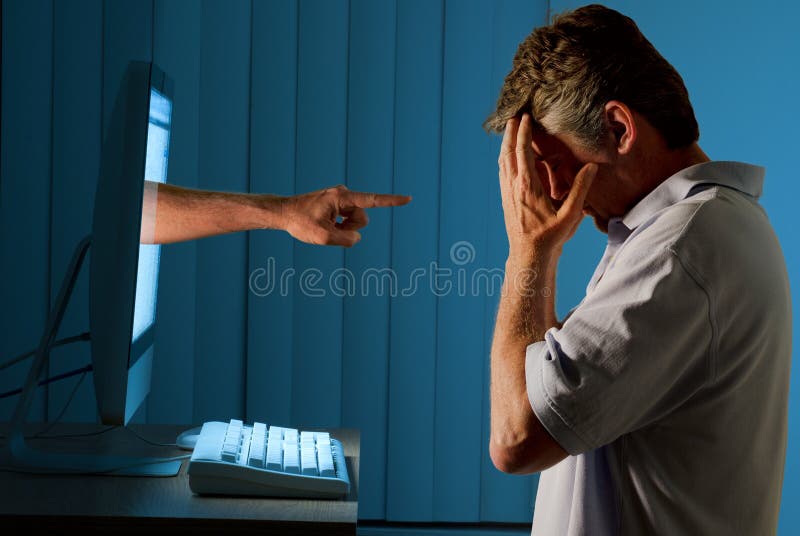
[
  {"x1": 0, "y1": 61, "x2": 181, "y2": 476},
  {"x1": 90, "y1": 61, "x2": 172, "y2": 425}
]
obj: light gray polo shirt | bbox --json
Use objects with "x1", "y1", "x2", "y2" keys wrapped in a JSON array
[{"x1": 525, "y1": 161, "x2": 792, "y2": 535}]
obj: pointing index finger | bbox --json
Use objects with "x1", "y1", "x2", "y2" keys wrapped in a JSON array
[{"x1": 343, "y1": 190, "x2": 412, "y2": 209}]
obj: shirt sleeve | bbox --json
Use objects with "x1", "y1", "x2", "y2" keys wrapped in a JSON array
[{"x1": 525, "y1": 243, "x2": 714, "y2": 455}]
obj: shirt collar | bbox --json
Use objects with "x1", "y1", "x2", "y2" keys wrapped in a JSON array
[{"x1": 617, "y1": 160, "x2": 765, "y2": 232}]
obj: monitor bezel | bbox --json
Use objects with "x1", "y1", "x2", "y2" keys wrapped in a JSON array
[{"x1": 89, "y1": 61, "x2": 174, "y2": 425}]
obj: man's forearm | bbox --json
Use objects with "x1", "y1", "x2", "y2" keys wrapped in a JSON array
[
  {"x1": 141, "y1": 181, "x2": 284, "y2": 244},
  {"x1": 490, "y1": 250, "x2": 560, "y2": 454}
]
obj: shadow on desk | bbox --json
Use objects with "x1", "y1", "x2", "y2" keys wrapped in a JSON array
[{"x1": 0, "y1": 422, "x2": 359, "y2": 535}]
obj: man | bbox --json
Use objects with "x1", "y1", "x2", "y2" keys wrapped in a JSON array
[
  {"x1": 140, "y1": 181, "x2": 410, "y2": 246},
  {"x1": 485, "y1": 4, "x2": 791, "y2": 535}
]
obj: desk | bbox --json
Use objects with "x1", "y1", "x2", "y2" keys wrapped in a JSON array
[{"x1": 0, "y1": 422, "x2": 359, "y2": 534}]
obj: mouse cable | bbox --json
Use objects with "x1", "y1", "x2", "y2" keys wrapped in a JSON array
[
  {"x1": 0, "y1": 331, "x2": 91, "y2": 372},
  {"x1": 0, "y1": 367, "x2": 101, "y2": 440},
  {"x1": 0, "y1": 363, "x2": 93, "y2": 400},
  {"x1": 124, "y1": 426, "x2": 179, "y2": 448},
  {"x1": 29, "y1": 368, "x2": 91, "y2": 438}
]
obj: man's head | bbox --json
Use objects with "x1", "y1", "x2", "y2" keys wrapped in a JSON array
[{"x1": 486, "y1": 4, "x2": 704, "y2": 232}]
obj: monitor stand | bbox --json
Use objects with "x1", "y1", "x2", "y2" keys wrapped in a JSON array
[{"x1": 0, "y1": 235, "x2": 181, "y2": 477}]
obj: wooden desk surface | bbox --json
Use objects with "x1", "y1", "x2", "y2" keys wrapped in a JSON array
[{"x1": 0, "y1": 422, "x2": 359, "y2": 534}]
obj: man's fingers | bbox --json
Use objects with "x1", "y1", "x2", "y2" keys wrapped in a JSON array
[
  {"x1": 327, "y1": 228, "x2": 362, "y2": 247},
  {"x1": 344, "y1": 190, "x2": 412, "y2": 209},
  {"x1": 515, "y1": 114, "x2": 535, "y2": 191},
  {"x1": 336, "y1": 206, "x2": 369, "y2": 230},
  {"x1": 501, "y1": 116, "x2": 519, "y2": 154},
  {"x1": 558, "y1": 163, "x2": 598, "y2": 219},
  {"x1": 501, "y1": 117, "x2": 519, "y2": 155},
  {"x1": 499, "y1": 117, "x2": 520, "y2": 179}
]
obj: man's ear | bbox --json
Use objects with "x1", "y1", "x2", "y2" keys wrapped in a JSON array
[{"x1": 604, "y1": 100, "x2": 636, "y2": 155}]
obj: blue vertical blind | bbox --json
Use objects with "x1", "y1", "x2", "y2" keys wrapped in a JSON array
[
  {"x1": 386, "y1": 0, "x2": 444, "y2": 521},
  {"x1": 1, "y1": 0, "x2": 54, "y2": 424},
  {"x1": 341, "y1": 0, "x2": 396, "y2": 517},
  {"x1": 194, "y1": 0, "x2": 252, "y2": 423},
  {"x1": 148, "y1": 0, "x2": 202, "y2": 426},
  {"x1": 47, "y1": 1, "x2": 102, "y2": 423}
]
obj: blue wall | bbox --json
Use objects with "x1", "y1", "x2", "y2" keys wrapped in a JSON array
[{"x1": 1, "y1": 0, "x2": 797, "y2": 531}]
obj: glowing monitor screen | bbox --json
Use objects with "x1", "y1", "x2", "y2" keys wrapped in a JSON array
[{"x1": 131, "y1": 89, "x2": 171, "y2": 343}]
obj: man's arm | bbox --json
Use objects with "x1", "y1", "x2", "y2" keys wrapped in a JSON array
[
  {"x1": 141, "y1": 181, "x2": 411, "y2": 246},
  {"x1": 489, "y1": 115, "x2": 596, "y2": 474},
  {"x1": 490, "y1": 251, "x2": 565, "y2": 474}
]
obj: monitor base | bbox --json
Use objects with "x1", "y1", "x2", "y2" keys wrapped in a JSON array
[{"x1": 0, "y1": 437, "x2": 181, "y2": 477}]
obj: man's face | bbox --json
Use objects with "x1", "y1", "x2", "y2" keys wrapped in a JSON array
[{"x1": 529, "y1": 128, "x2": 622, "y2": 233}]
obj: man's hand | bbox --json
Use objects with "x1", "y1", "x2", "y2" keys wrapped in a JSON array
[
  {"x1": 141, "y1": 182, "x2": 410, "y2": 246},
  {"x1": 499, "y1": 114, "x2": 597, "y2": 262},
  {"x1": 280, "y1": 185, "x2": 411, "y2": 247}
]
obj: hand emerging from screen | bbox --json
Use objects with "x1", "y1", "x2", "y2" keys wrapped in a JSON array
[
  {"x1": 280, "y1": 185, "x2": 411, "y2": 247},
  {"x1": 141, "y1": 181, "x2": 411, "y2": 246}
]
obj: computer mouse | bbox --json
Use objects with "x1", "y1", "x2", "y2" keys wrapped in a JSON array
[{"x1": 176, "y1": 425, "x2": 203, "y2": 450}]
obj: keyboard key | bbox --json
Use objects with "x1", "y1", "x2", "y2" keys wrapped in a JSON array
[
  {"x1": 318, "y1": 454, "x2": 335, "y2": 477},
  {"x1": 226, "y1": 421, "x2": 242, "y2": 439},
  {"x1": 301, "y1": 446, "x2": 318, "y2": 476},
  {"x1": 221, "y1": 445, "x2": 238, "y2": 463},
  {"x1": 266, "y1": 438, "x2": 282, "y2": 471},
  {"x1": 316, "y1": 438, "x2": 335, "y2": 477},
  {"x1": 283, "y1": 443, "x2": 300, "y2": 474},
  {"x1": 248, "y1": 440, "x2": 265, "y2": 468}
]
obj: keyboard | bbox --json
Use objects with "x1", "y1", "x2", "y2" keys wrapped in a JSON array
[{"x1": 187, "y1": 419, "x2": 350, "y2": 499}]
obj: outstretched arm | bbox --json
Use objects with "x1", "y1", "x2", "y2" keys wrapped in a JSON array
[{"x1": 141, "y1": 181, "x2": 411, "y2": 246}]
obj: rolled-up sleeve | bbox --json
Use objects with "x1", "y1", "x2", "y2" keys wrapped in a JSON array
[
  {"x1": 526, "y1": 338, "x2": 594, "y2": 455},
  {"x1": 525, "y1": 244, "x2": 713, "y2": 456}
]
